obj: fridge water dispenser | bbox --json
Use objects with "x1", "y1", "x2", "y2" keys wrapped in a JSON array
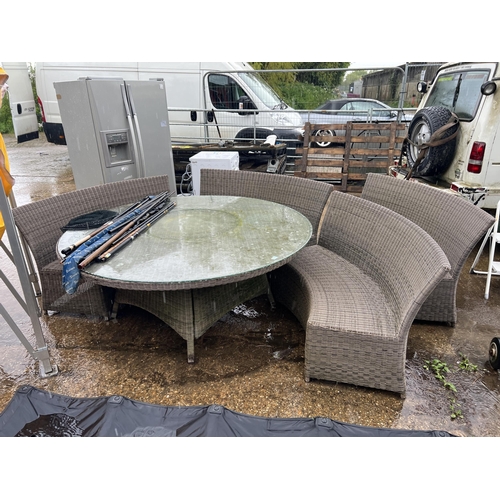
[{"x1": 100, "y1": 129, "x2": 134, "y2": 168}]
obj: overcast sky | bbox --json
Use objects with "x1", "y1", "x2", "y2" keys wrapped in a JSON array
[{"x1": 1, "y1": 4, "x2": 494, "y2": 64}]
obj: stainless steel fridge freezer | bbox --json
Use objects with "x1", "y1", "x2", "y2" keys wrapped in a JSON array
[{"x1": 54, "y1": 78, "x2": 176, "y2": 191}]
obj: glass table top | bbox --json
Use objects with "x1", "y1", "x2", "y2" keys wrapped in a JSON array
[{"x1": 58, "y1": 195, "x2": 313, "y2": 288}]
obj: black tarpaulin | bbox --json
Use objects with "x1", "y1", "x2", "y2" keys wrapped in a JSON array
[{"x1": 0, "y1": 386, "x2": 456, "y2": 437}]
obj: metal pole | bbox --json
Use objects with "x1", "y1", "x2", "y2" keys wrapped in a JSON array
[
  {"x1": 1, "y1": 192, "x2": 42, "y2": 297},
  {"x1": 0, "y1": 181, "x2": 57, "y2": 377},
  {"x1": 399, "y1": 63, "x2": 409, "y2": 109}
]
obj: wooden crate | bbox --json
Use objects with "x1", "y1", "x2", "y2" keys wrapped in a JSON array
[{"x1": 294, "y1": 121, "x2": 407, "y2": 193}]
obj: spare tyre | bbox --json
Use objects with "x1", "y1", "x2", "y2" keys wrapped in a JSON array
[{"x1": 407, "y1": 106, "x2": 459, "y2": 176}]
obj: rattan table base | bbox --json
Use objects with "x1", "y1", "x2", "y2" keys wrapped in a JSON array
[{"x1": 112, "y1": 274, "x2": 270, "y2": 362}]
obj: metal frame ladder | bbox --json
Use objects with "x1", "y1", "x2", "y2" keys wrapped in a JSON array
[
  {"x1": 470, "y1": 199, "x2": 500, "y2": 299},
  {"x1": 0, "y1": 181, "x2": 57, "y2": 377}
]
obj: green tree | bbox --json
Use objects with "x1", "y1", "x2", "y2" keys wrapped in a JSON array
[
  {"x1": 249, "y1": 62, "x2": 297, "y2": 88},
  {"x1": 344, "y1": 70, "x2": 368, "y2": 85},
  {"x1": 251, "y1": 62, "x2": 349, "y2": 89},
  {"x1": 0, "y1": 92, "x2": 13, "y2": 133},
  {"x1": 249, "y1": 62, "x2": 350, "y2": 109},
  {"x1": 293, "y1": 62, "x2": 349, "y2": 88}
]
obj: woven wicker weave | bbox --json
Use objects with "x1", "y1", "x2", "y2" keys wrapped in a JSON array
[
  {"x1": 114, "y1": 275, "x2": 268, "y2": 362},
  {"x1": 199, "y1": 169, "x2": 333, "y2": 245},
  {"x1": 361, "y1": 173, "x2": 494, "y2": 325},
  {"x1": 12, "y1": 176, "x2": 170, "y2": 319},
  {"x1": 270, "y1": 191, "x2": 451, "y2": 395},
  {"x1": 88, "y1": 193, "x2": 311, "y2": 362}
]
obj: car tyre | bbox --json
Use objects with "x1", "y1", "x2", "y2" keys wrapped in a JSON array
[
  {"x1": 489, "y1": 337, "x2": 500, "y2": 370},
  {"x1": 350, "y1": 128, "x2": 382, "y2": 161},
  {"x1": 407, "y1": 106, "x2": 459, "y2": 176},
  {"x1": 313, "y1": 129, "x2": 335, "y2": 148}
]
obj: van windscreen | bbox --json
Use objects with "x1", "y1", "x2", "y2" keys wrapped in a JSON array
[
  {"x1": 238, "y1": 72, "x2": 284, "y2": 109},
  {"x1": 426, "y1": 70, "x2": 489, "y2": 121}
]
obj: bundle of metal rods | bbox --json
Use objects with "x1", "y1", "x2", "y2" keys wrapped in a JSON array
[{"x1": 61, "y1": 191, "x2": 176, "y2": 269}]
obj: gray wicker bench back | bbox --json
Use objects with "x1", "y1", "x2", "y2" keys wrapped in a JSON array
[
  {"x1": 361, "y1": 173, "x2": 494, "y2": 325},
  {"x1": 199, "y1": 169, "x2": 333, "y2": 245},
  {"x1": 13, "y1": 175, "x2": 170, "y2": 318},
  {"x1": 270, "y1": 190, "x2": 451, "y2": 396}
]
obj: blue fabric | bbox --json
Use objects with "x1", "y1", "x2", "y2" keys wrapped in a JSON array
[{"x1": 62, "y1": 208, "x2": 144, "y2": 294}]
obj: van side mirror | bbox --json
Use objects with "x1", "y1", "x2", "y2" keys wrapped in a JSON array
[
  {"x1": 481, "y1": 81, "x2": 497, "y2": 96},
  {"x1": 237, "y1": 96, "x2": 258, "y2": 115}
]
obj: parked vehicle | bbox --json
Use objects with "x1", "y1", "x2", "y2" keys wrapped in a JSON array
[
  {"x1": 300, "y1": 98, "x2": 413, "y2": 124},
  {"x1": 390, "y1": 62, "x2": 500, "y2": 209},
  {"x1": 299, "y1": 98, "x2": 413, "y2": 147},
  {"x1": 35, "y1": 62, "x2": 303, "y2": 148},
  {"x1": 0, "y1": 62, "x2": 38, "y2": 143}
]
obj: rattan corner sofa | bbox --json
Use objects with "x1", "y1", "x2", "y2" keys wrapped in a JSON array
[
  {"x1": 269, "y1": 190, "x2": 451, "y2": 396},
  {"x1": 361, "y1": 173, "x2": 494, "y2": 326},
  {"x1": 200, "y1": 168, "x2": 451, "y2": 395},
  {"x1": 12, "y1": 175, "x2": 171, "y2": 319}
]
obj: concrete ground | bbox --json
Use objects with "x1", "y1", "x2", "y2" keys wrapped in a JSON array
[{"x1": 1, "y1": 133, "x2": 500, "y2": 437}]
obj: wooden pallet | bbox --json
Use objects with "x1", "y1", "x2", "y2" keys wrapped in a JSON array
[{"x1": 295, "y1": 121, "x2": 407, "y2": 193}]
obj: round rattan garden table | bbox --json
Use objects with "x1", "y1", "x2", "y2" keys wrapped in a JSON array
[{"x1": 58, "y1": 195, "x2": 312, "y2": 362}]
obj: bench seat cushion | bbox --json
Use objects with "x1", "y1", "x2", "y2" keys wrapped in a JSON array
[
  {"x1": 270, "y1": 245, "x2": 409, "y2": 393},
  {"x1": 291, "y1": 245, "x2": 398, "y2": 337}
]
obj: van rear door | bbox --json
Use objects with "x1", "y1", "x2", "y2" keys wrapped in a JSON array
[{"x1": 1, "y1": 62, "x2": 39, "y2": 143}]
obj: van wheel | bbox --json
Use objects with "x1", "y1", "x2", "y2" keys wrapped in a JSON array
[{"x1": 407, "y1": 106, "x2": 459, "y2": 176}]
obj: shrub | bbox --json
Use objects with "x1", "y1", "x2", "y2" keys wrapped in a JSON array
[
  {"x1": 0, "y1": 93, "x2": 14, "y2": 134},
  {"x1": 279, "y1": 81, "x2": 339, "y2": 110}
]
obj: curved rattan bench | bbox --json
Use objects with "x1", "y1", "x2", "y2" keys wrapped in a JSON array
[
  {"x1": 12, "y1": 175, "x2": 171, "y2": 319},
  {"x1": 199, "y1": 169, "x2": 334, "y2": 245},
  {"x1": 270, "y1": 190, "x2": 451, "y2": 396},
  {"x1": 361, "y1": 173, "x2": 494, "y2": 326}
]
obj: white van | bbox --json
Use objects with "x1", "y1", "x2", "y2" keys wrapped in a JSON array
[
  {"x1": 35, "y1": 62, "x2": 303, "y2": 148},
  {"x1": 0, "y1": 62, "x2": 39, "y2": 143},
  {"x1": 391, "y1": 62, "x2": 500, "y2": 209}
]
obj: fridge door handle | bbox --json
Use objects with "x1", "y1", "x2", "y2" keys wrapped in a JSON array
[
  {"x1": 120, "y1": 84, "x2": 143, "y2": 177},
  {"x1": 127, "y1": 85, "x2": 146, "y2": 178}
]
